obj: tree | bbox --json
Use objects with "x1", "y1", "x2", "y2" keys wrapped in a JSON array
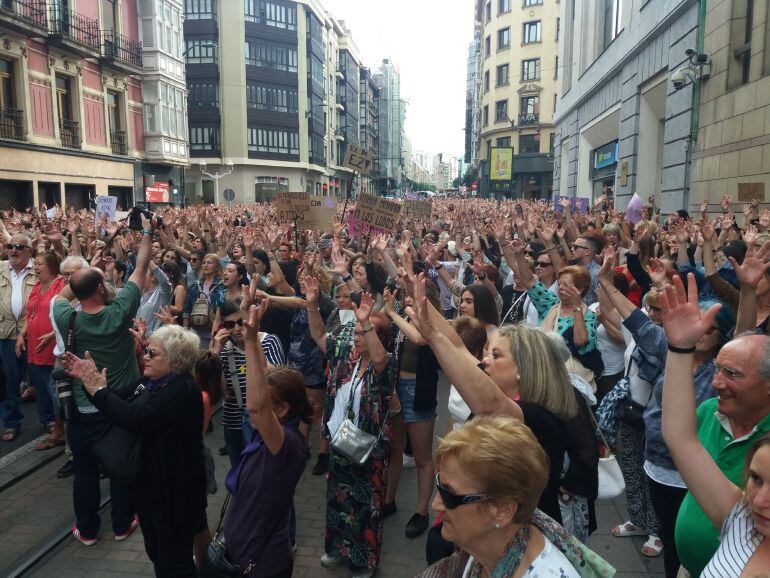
[
  {"x1": 413, "y1": 182, "x2": 436, "y2": 192},
  {"x1": 452, "y1": 177, "x2": 462, "y2": 188},
  {"x1": 462, "y1": 166, "x2": 479, "y2": 188}
]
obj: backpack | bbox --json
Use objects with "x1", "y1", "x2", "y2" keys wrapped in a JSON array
[{"x1": 190, "y1": 292, "x2": 214, "y2": 327}]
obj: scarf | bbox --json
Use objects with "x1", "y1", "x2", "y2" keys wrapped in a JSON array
[
  {"x1": 465, "y1": 510, "x2": 615, "y2": 578},
  {"x1": 143, "y1": 372, "x2": 179, "y2": 393},
  {"x1": 225, "y1": 418, "x2": 301, "y2": 495}
]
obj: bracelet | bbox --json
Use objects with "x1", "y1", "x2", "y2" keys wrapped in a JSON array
[
  {"x1": 668, "y1": 344, "x2": 696, "y2": 354},
  {"x1": 434, "y1": 263, "x2": 444, "y2": 270},
  {"x1": 342, "y1": 273, "x2": 353, "y2": 282},
  {"x1": 141, "y1": 229, "x2": 152, "y2": 236},
  {"x1": 361, "y1": 324, "x2": 374, "y2": 333},
  {"x1": 307, "y1": 306, "x2": 320, "y2": 312}
]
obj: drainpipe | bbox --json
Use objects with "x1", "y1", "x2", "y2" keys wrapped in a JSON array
[{"x1": 684, "y1": 0, "x2": 708, "y2": 209}]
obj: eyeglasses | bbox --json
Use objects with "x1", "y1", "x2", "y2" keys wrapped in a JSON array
[
  {"x1": 535, "y1": 261, "x2": 552, "y2": 268},
  {"x1": 6, "y1": 243, "x2": 29, "y2": 251},
  {"x1": 710, "y1": 361, "x2": 755, "y2": 380},
  {"x1": 571, "y1": 244, "x2": 590, "y2": 251},
  {"x1": 143, "y1": 346, "x2": 162, "y2": 359},
  {"x1": 190, "y1": 258, "x2": 200, "y2": 262},
  {"x1": 435, "y1": 473, "x2": 491, "y2": 510},
  {"x1": 221, "y1": 319, "x2": 244, "y2": 330}
]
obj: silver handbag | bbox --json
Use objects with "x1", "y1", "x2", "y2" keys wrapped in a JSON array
[{"x1": 330, "y1": 366, "x2": 388, "y2": 466}]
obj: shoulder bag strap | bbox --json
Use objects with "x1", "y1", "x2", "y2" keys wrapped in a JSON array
[
  {"x1": 226, "y1": 343, "x2": 244, "y2": 409},
  {"x1": 66, "y1": 312, "x2": 77, "y2": 353}
]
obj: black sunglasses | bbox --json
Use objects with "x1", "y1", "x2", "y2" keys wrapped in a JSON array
[
  {"x1": 535, "y1": 261, "x2": 552, "y2": 268},
  {"x1": 6, "y1": 243, "x2": 29, "y2": 250},
  {"x1": 222, "y1": 319, "x2": 244, "y2": 329},
  {"x1": 435, "y1": 473, "x2": 491, "y2": 510},
  {"x1": 143, "y1": 346, "x2": 161, "y2": 359}
]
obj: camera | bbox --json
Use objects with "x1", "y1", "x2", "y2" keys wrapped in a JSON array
[
  {"x1": 52, "y1": 367, "x2": 77, "y2": 421},
  {"x1": 671, "y1": 69, "x2": 687, "y2": 90},
  {"x1": 128, "y1": 204, "x2": 162, "y2": 231}
]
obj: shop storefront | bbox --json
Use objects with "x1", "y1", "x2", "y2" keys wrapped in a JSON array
[{"x1": 591, "y1": 140, "x2": 618, "y2": 199}]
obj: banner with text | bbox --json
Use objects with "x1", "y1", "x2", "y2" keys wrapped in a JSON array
[
  {"x1": 276, "y1": 193, "x2": 339, "y2": 229},
  {"x1": 342, "y1": 144, "x2": 375, "y2": 174},
  {"x1": 347, "y1": 193, "x2": 402, "y2": 235},
  {"x1": 403, "y1": 199, "x2": 432, "y2": 222}
]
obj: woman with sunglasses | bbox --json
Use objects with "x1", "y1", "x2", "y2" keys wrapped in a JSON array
[
  {"x1": 418, "y1": 416, "x2": 612, "y2": 578},
  {"x1": 303, "y1": 277, "x2": 394, "y2": 578},
  {"x1": 63, "y1": 325, "x2": 207, "y2": 577},
  {"x1": 210, "y1": 299, "x2": 284, "y2": 467}
]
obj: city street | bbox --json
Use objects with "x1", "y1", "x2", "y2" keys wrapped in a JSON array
[{"x1": 0, "y1": 377, "x2": 664, "y2": 577}]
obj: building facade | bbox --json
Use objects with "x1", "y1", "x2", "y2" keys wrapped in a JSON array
[
  {"x1": 476, "y1": 0, "x2": 560, "y2": 199},
  {"x1": 0, "y1": 0, "x2": 145, "y2": 209},
  {"x1": 688, "y1": 0, "x2": 770, "y2": 211},
  {"x1": 373, "y1": 58, "x2": 405, "y2": 195},
  {"x1": 553, "y1": 0, "x2": 701, "y2": 214},
  {"x1": 465, "y1": 17, "x2": 482, "y2": 168},
  {"x1": 358, "y1": 65, "x2": 380, "y2": 195}
]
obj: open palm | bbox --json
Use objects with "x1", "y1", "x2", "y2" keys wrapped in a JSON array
[{"x1": 660, "y1": 273, "x2": 721, "y2": 348}]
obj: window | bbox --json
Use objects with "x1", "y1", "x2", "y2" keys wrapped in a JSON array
[
  {"x1": 523, "y1": 0, "x2": 542, "y2": 5},
  {"x1": 555, "y1": 17, "x2": 560, "y2": 40},
  {"x1": 520, "y1": 133, "x2": 540, "y2": 153},
  {"x1": 247, "y1": 128, "x2": 299, "y2": 155},
  {"x1": 244, "y1": 41, "x2": 298, "y2": 72},
  {"x1": 495, "y1": 99, "x2": 508, "y2": 123},
  {"x1": 189, "y1": 125, "x2": 220, "y2": 151},
  {"x1": 498, "y1": 0, "x2": 510, "y2": 13},
  {"x1": 107, "y1": 91, "x2": 120, "y2": 132},
  {"x1": 485, "y1": 1, "x2": 491, "y2": 22},
  {"x1": 188, "y1": 81, "x2": 218, "y2": 106},
  {"x1": 485, "y1": 35, "x2": 491, "y2": 57},
  {"x1": 523, "y1": 21, "x2": 541, "y2": 44},
  {"x1": 496, "y1": 64, "x2": 509, "y2": 86},
  {"x1": 185, "y1": 38, "x2": 217, "y2": 63},
  {"x1": 484, "y1": 70, "x2": 490, "y2": 92},
  {"x1": 521, "y1": 58, "x2": 540, "y2": 80},
  {"x1": 244, "y1": 0, "x2": 297, "y2": 30},
  {"x1": 246, "y1": 83, "x2": 298, "y2": 113},
  {"x1": 602, "y1": 0, "x2": 623, "y2": 49},
  {"x1": 520, "y1": 95, "x2": 539, "y2": 123},
  {"x1": 729, "y1": 0, "x2": 752, "y2": 86},
  {"x1": 0, "y1": 58, "x2": 15, "y2": 110},
  {"x1": 483, "y1": 105, "x2": 489, "y2": 127},
  {"x1": 497, "y1": 27, "x2": 510, "y2": 50},
  {"x1": 496, "y1": 136, "x2": 511, "y2": 147},
  {"x1": 185, "y1": 0, "x2": 215, "y2": 19},
  {"x1": 55, "y1": 75, "x2": 72, "y2": 121}
]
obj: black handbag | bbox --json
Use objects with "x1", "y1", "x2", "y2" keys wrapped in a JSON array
[
  {"x1": 92, "y1": 386, "x2": 144, "y2": 485},
  {"x1": 616, "y1": 397, "x2": 647, "y2": 430}
]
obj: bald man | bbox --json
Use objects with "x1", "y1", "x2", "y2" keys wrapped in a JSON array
[{"x1": 675, "y1": 334, "x2": 770, "y2": 576}]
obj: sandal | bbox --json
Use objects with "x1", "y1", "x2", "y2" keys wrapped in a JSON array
[
  {"x1": 641, "y1": 535, "x2": 663, "y2": 557},
  {"x1": 1, "y1": 428, "x2": 20, "y2": 442},
  {"x1": 611, "y1": 521, "x2": 648, "y2": 537},
  {"x1": 35, "y1": 436, "x2": 65, "y2": 451}
]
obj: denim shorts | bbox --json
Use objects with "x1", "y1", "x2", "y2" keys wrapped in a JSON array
[{"x1": 397, "y1": 377, "x2": 436, "y2": 423}]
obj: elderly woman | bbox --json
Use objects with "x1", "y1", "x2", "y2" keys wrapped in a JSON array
[
  {"x1": 305, "y1": 278, "x2": 394, "y2": 578},
  {"x1": 417, "y1": 416, "x2": 613, "y2": 577},
  {"x1": 64, "y1": 325, "x2": 207, "y2": 578}
]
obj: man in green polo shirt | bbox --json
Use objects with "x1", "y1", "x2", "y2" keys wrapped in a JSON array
[{"x1": 674, "y1": 334, "x2": 770, "y2": 576}]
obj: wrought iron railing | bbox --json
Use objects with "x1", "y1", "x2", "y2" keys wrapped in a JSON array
[
  {"x1": 110, "y1": 129, "x2": 126, "y2": 155},
  {"x1": 101, "y1": 30, "x2": 142, "y2": 67},
  {"x1": 0, "y1": 107, "x2": 24, "y2": 140},
  {"x1": 0, "y1": 0, "x2": 47, "y2": 29},
  {"x1": 48, "y1": 5, "x2": 99, "y2": 50},
  {"x1": 519, "y1": 112, "x2": 539, "y2": 125},
  {"x1": 59, "y1": 118, "x2": 80, "y2": 149}
]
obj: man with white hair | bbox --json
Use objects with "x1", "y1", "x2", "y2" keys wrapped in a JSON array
[{"x1": 0, "y1": 234, "x2": 37, "y2": 441}]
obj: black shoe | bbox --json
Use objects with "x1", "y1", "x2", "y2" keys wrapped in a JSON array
[
  {"x1": 218, "y1": 445, "x2": 228, "y2": 456},
  {"x1": 312, "y1": 453, "x2": 329, "y2": 476},
  {"x1": 382, "y1": 501, "x2": 397, "y2": 519},
  {"x1": 405, "y1": 513, "x2": 429, "y2": 538},
  {"x1": 57, "y1": 459, "x2": 75, "y2": 478}
]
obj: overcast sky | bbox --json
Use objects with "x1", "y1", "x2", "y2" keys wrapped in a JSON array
[{"x1": 323, "y1": 0, "x2": 473, "y2": 159}]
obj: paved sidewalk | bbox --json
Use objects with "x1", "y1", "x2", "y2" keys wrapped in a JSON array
[{"x1": 25, "y1": 378, "x2": 664, "y2": 577}]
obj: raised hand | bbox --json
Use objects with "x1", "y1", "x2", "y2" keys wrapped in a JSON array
[
  {"x1": 660, "y1": 273, "x2": 722, "y2": 349},
  {"x1": 242, "y1": 299, "x2": 269, "y2": 342},
  {"x1": 153, "y1": 306, "x2": 178, "y2": 326},
  {"x1": 701, "y1": 217, "x2": 716, "y2": 242},
  {"x1": 353, "y1": 292, "x2": 374, "y2": 324},
  {"x1": 508, "y1": 237, "x2": 525, "y2": 254},
  {"x1": 301, "y1": 275, "x2": 320, "y2": 307},
  {"x1": 721, "y1": 195, "x2": 731, "y2": 214},
  {"x1": 743, "y1": 224, "x2": 758, "y2": 246},
  {"x1": 128, "y1": 317, "x2": 147, "y2": 348},
  {"x1": 730, "y1": 240, "x2": 770, "y2": 289}
]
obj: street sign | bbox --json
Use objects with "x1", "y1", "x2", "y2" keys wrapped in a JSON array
[{"x1": 223, "y1": 188, "x2": 235, "y2": 202}]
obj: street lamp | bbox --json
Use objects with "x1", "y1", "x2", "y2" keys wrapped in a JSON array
[{"x1": 199, "y1": 160, "x2": 233, "y2": 206}]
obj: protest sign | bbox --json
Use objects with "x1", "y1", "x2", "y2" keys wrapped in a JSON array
[
  {"x1": 374, "y1": 197, "x2": 402, "y2": 232},
  {"x1": 45, "y1": 207, "x2": 58, "y2": 220},
  {"x1": 304, "y1": 196, "x2": 337, "y2": 229},
  {"x1": 95, "y1": 196, "x2": 117, "y2": 226},
  {"x1": 348, "y1": 193, "x2": 402, "y2": 234},
  {"x1": 554, "y1": 196, "x2": 590, "y2": 214},
  {"x1": 342, "y1": 144, "x2": 375, "y2": 174},
  {"x1": 347, "y1": 210, "x2": 391, "y2": 237},
  {"x1": 276, "y1": 192, "x2": 309, "y2": 223},
  {"x1": 403, "y1": 199, "x2": 432, "y2": 221}
]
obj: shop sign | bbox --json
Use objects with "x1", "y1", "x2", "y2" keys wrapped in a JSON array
[
  {"x1": 145, "y1": 182, "x2": 169, "y2": 203},
  {"x1": 593, "y1": 141, "x2": 618, "y2": 170}
]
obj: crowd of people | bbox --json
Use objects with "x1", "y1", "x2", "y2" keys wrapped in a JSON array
[{"x1": 0, "y1": 191, "x2": 769, "y2": 577}]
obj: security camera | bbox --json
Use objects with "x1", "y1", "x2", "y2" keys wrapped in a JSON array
[
  {"x1": 671, "y1": 69, "x2": 688, "y2": 90},
  {"x1": 199, "y1": 160, "x2": 207, "y2": 171}
]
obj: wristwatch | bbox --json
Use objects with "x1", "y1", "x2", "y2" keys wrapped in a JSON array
[{"x1": 342, "y1": 273, "x2": 353, "y2": 282}]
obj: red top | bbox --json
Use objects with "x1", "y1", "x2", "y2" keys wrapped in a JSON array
[{"x1": 26, "y1": 276, "x2": 65, "y2": 366}]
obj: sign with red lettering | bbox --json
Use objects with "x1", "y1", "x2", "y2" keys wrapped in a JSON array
[{"x1": 145, "y1": 182, "x2": 169, "y2": 203}]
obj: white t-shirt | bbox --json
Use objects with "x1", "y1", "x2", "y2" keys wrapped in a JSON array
[
  {"x1": 589, "y1": 302, "x2": 625, "y2": 376},
  {"x1": 462, "y1": 536, "x2": 580, "y2": 577},
  {"x1": 621, "y1": 325, "x2": 653, "y2": 406},
  {"x1": 327, "y1": 360, "x2": 363, "y2": 437},
  {"x1": 10, "y1": 260, "x2": 33, "y2": 319},
  {"x1": 448, "y1": 385, "x2": 472, "y2": 431}
]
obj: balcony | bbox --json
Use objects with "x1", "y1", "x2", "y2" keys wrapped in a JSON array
[
  {"x1": 0, "y1": 0, "x2": 48, "y2": 36},
  {"x1": 47, "y1": 5, "x2": 99, "y2": 58},
  {"x1": 0, "y1": 107, "x2": 25, "y2": 140},
  {"x1": 110, "y1": 129, "x2": 127, "y2": 155},
  {"x1": 519, "y1": 112, "x2": 539, "y2": 125},
  {"x1": 59, "y1": 119, "x2": 80, "y2": 149},
  {"x1": 100, "y1": 30, "x2": 142, "y2": 74}
]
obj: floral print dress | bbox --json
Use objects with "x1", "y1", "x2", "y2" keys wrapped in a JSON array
[{"x1": 323, "y1": 333, "x2": 395, "y2": 571}]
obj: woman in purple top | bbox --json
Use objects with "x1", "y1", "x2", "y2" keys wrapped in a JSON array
[{"x1": 220, "y1": 283, "x2": 312, "y2": 577}]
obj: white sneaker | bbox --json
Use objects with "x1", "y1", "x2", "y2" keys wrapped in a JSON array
[
  {"x1": 321, "y1": 553, "x2": 346, "y2": 567},
  {"x1": 402, "y1": 454, "x2": 416, "y2": 468},
  {"x1": 352, "y1": 569, "x2": 375, "y2": 578}
]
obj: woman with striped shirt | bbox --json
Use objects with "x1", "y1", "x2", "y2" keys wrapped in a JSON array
[{"x1": 660, "y1": 274, "x2": 770, "y2": 577}]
